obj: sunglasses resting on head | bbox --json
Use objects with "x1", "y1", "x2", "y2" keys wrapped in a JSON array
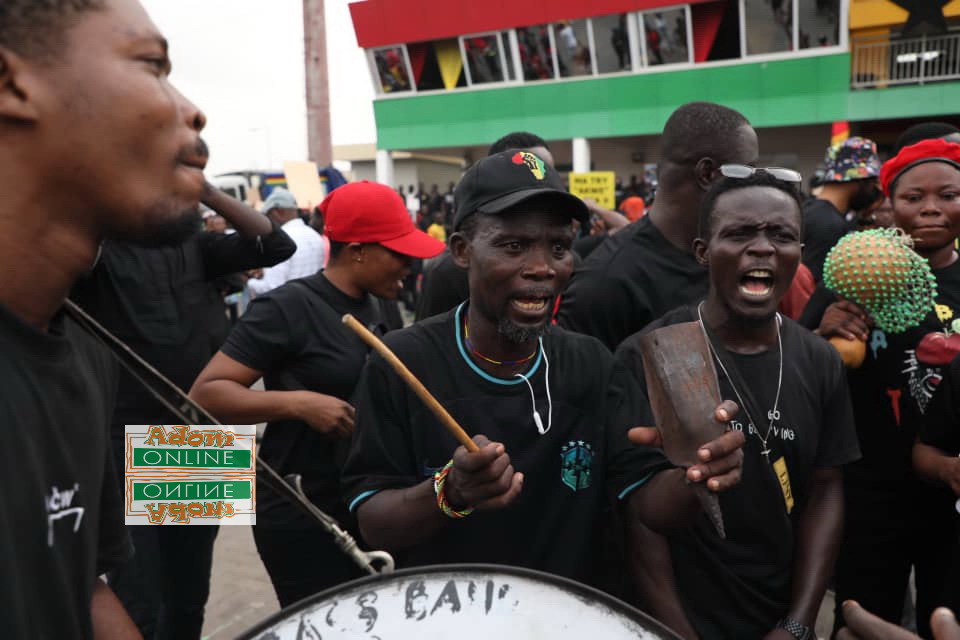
[{"x1": 720, "y1": 164, "x2": 802, "y2": 184}]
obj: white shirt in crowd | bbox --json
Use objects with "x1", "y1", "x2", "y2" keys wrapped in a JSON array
[
  {"x1": 405, "y1": 192, "x2": 419, "y2": 221},
  {"x1": 247, "y1": 217, "x2": 325, "y2": 296}
]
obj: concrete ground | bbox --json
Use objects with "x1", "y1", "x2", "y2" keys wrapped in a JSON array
[{"x1": 201, "y1": 525, "x2": 278, "y2": 639}]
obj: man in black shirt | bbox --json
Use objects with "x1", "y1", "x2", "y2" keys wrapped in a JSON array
[
  {"x1": 0, "y1": 0, "x2": 211, "y2": 637},
  {"x1": 617, "y1": 170, "x2": 860, "y2": 639},
  {"x1": 801, "y1": 137, "x2": 882, "y2": 282},
  {"x1": 71, "y1": 181, "x2": 295, "y2": 639},
  {"x1": 343, "y1": 150, "x2": 746, "y2": 585},
  {"x1": 558, "y1": 102, "x2": 759, "y2": 351}
]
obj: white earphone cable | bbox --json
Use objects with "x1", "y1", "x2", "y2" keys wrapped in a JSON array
[{"x1": 515, "y1": 337, "x2": 552, "y2": 435}]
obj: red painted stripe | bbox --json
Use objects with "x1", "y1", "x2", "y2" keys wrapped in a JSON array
[
  {"x1": 350, "y1": 0, "x2": 714, "y2": 49},
  {"x1": 407, "y1": 42, "x2": 428, "y2": 83},
  {"x1": 691, "y1": 1, "x2": 726, "y2": 63}
]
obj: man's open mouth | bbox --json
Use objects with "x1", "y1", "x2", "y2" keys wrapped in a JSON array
[
  {"x1": 510, "y1": 296, "x2": 551, "y2": 313},
  {"x1": 740, "y1": 269, "x2": 774, "y2": 298}
]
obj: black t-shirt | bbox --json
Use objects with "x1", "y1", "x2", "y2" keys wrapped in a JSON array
[
  {"x1": 845, "y1": 259, "x2": 960, "y2": 491},
  {"x1": 70, "y1": 227, "x2": 296, "y2": 435},
  {"x1": 919, "y1": 354, "x2": 960, "y2": 611},
  {"x1": 801, "y1": 197, "x2": 851, "y2": 282},
  {"x1": 573, "y1": 232, "x2": 608, "y2": 260},
  {"x1": 342, "y1": 304, "x2": 671, "y2": 583},
  {"x1": 616, "y1": 306, "x2": 859, "y2": 639},
  {"x1": 415, "y1": 250, "x2": 469, "y2": 321},
  {"x1": 797, "y1": 282, "x2": 834, "y2": 330},
  {"x1": 839, "y1": 259, "x2": 960, "y2": 605},
  {"x1": 0, "y1": 303, "x2": 130, "y2": 639},
  {"x1": 557, "y1": 216, "x2": 708, "y2": 351},
  {"x1": 921, "y1": 354, "x2": 960, "y2": 454},
  {"x1": 221, "y1": 272, "x2": 385, "y2": 527}
]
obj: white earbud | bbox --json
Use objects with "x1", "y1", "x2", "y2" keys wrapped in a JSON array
[
  {"x1": 533, "y1": 411, "x2": 545, "y2": 435},
  {"x1": 516, "y1": 338, "x2": 552, "y2": 436}
]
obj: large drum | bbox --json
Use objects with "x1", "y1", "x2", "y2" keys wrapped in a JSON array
[{"x1": 239, "y1": 564, "x2": 681, "y2": 639}]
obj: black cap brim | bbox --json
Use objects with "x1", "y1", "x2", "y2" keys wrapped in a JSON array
[{"x1": 474, "y1": 188, "x2": 589, "y2": 227}]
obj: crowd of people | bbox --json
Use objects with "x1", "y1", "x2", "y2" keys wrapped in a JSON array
[{"x1": 3, "y1": 1, "x2": 960, "y2": 640}]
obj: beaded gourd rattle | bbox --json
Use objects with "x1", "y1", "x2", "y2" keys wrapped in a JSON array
[{"x1": 822, "y1": 228, "x2": 937, "y2": 367}]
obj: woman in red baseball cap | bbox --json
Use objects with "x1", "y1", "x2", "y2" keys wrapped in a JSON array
[
  {"x1": 190, "y1": 181, "x2": 444, "y2": 606},
  {"x1": 825, "y1": 138, "x2": 960, "y2": 637}
]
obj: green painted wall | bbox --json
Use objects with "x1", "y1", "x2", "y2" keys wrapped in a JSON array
[{"x1": 373, "y1": 53, "x2": 959, "y2": 149}]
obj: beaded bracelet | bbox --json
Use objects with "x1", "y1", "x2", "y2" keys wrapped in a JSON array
[{"x1": 433, "y1": 459, "x2": 474, "y2": 519}]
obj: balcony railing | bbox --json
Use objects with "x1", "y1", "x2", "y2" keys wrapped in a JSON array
[{"x1": 852, "y1": 31, "x2": 960, "y2": 89}]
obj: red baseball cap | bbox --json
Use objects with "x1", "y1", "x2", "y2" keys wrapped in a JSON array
[
  {"x1": 319, "y1": 181, "x2": 445, "y2": 259},
  {"x1": 880, "y1": 138, "x2": 960, "y2": 196}
]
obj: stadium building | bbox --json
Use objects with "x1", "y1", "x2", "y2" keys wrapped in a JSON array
[{"x1": 348, "y1": 0, "x2": 960, "y2": 188}]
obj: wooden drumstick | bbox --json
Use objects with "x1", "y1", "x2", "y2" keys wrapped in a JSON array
[{"x1": 342, "y1": 314, "x2": 480, "y2": 453}]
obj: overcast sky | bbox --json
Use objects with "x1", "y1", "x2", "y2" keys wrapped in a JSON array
[{"x1": 141, "y1": 0, "x2": 376, "y2": 176}]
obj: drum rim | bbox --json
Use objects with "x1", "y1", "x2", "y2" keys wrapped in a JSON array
[{"x1": 237, "y1": 562, "x2": 683, "y2": 639}]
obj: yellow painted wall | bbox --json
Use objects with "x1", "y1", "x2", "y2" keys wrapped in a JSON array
[{"x1": 851, "y1": 0, "x2": 960, "y2": 31}]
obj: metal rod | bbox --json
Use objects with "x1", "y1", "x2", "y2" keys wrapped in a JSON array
[{"x1": 64, "y1": 299, "x2": 394, "y2": 575}]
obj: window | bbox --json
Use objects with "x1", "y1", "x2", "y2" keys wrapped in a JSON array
[
  {"x1": 592, "y1": 14, "x2": 632, "y2": 73},
  {"x1": 639, "y1": 8, "x2": 691, "y2": 66},
  {"x1": 461, "y1": 33, "x2": 507, "y2": 85},
  {"x1": 367, "y1": 1, "x2": 844, "y2": 96},
  {"x1": 516, "y1": 24, "x2": 557, "y2": 81},
  {"x1": 554, "y1": 20, "x2": 591, "y2": 77},
  {"x1": 799, "y1": 0, "x2": 840, "y2": 49},
  {"x1": 372, "y1": 46, "x2": 412, "y2": 93},
  {"x1": 706, "y1": 1, "x2": 743, "y2": 61},
  {"x1": 408, "y1": 39, "x2": 466, "y2": 91},
  {"x1": 743, "y1": 0, "x2": 794, "y2": 55}
]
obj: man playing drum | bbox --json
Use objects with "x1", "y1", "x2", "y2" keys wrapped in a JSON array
[{"x1": 341, "y1": 150, "x2": 745, "y2": 584}]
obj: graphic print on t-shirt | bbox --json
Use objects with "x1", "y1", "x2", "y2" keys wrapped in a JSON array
[
  {"x1": 727, "y1": 417, "x2": 798, "y2": 447},
  {"x1": 869, "y1": 328, "x2": 889, "y2": 359},
  {"x1": 906, "y1": 303, "x2": 960, "y2": 414},
  {"x1": 559, "y1": 441, "x2": 593, "y2": 491},
  {"x1": 45, "y1": 483, "x2": 84, "y2": 547}
]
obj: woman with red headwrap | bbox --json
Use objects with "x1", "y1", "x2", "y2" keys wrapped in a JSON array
[
  {"x1": 906, "y1": 139, "x2": 960, "y2": 625},
  {"x1": 817, "y1": 139, "x2": 960, "y2": 638}
]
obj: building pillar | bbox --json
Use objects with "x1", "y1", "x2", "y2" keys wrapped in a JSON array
[
  {"x1": 572, "y1": 137, "x2": 591, "y2": 173},
  {"x1": 375, "y1": 149, "x2": 395, "y2": 187}
]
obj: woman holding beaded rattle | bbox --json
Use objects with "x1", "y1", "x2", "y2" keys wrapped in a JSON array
[
  {"x1": 819, "y1": 139, "x2": 960, "y2": 637},
  {"x1": 821, "y1": 226, "x2": 938, "y2": 367}
]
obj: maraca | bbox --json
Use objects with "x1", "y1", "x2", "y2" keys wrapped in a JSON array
[{"x1": 822, "y1": 228, "x2": 937, "y2": 367}]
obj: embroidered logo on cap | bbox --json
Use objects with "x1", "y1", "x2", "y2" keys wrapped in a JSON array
[{"x1": 512, "y1": 151, "x2": 546, "y2": 180}]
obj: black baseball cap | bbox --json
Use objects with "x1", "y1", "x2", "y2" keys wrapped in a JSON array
[{"x1": 453, "y1": 149, "x2": 589, "y2": 230}]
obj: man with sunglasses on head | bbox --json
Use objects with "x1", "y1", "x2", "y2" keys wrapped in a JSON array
[
  {"x1": 558, "y1": 101, "x2": 759, "y2": 351},
  {"x1": 617, "y1": 168, "x2": 859, "y2": 640}
]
